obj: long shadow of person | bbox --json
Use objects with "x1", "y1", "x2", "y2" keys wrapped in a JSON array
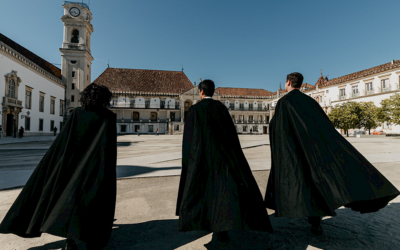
[
  {"x1": 26, "y1": 203, "x2": 400, "y2": 249},
  {"x1": 202, "y1": 202, "x2": 400, "y2": 250}
]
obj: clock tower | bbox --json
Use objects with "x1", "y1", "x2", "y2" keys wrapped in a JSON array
[{"x1": 60, "y1": 1, "x2": 94, "y2": 115}]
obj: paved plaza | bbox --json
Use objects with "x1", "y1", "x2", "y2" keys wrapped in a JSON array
[{"x1": 0, "y1": 135, "x2": 399, "y2": 249}]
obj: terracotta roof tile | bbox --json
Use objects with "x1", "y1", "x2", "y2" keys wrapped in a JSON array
[
  {"x1": 321, "y1": 60, "x2": 400, "y2": 87},
  {"x1": 93, "y1": 68, "x2": 194, "y2": 94},
  {"x1": 0, "y1": 33, "x2": 61, "y2": 79},
  {"x1": 215, "y1": 87, "x2": 273, "y2": 97}
]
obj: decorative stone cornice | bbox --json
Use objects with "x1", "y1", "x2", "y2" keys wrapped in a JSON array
[{"x1": 0, "y1": 41, "x2": 65, "y2": 88}]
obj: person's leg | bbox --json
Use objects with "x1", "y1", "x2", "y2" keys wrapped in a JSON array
[{"x1": 308, "y1": 216, "x2": 322, "y2": 235}]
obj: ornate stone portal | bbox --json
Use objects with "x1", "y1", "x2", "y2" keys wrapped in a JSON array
[{"x1": 2, "y1": 71, "x2": 23, "y2": 136}]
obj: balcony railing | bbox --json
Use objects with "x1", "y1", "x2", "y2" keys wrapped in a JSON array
[
  {"x1": 63, "y1": 1, "x2": 90, "y2": 9},
  {"x1": 351, "y1": 92, "x2": 359, "y2": 98},
  {"x1": 2, "y1": 97, "x2": 23, "y2": 108},
  {"x1": 339, "y1": 95, "x2": 346, "y2": 100},
  {"x1": 229, "y1": 106, "x2": 271, "y2": 111},
  {"x1": 366, "y1": 90, "x2": 374, "y2": 96},
  {"x1": 117, "y1": 119, "x2": 169, "y2": 123},
  {"x1": 110, "y1": 103, "x2": 180, "y2": 109},
  {"x1": 234, "y1": 120, "x2": 269, "y2": 124},
  {"x1": 382, "y1": 86, "x2": 391, "y2": 92}
]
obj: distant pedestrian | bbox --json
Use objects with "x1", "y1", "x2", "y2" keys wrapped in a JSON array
[
  {"x1": 53, "y1": 126, "x2": 58, "y2": 136},
  {"x1": 250, "y1": 128, "x2": 252, "y2": 134},
  {"x1": 137, "y1": 129, "x2": 140, "y2": 136},
  {"x1": 0, "y1": 83, "x2": 117, "y2": 250},
  {"x1": 0, "y1": 125, "x2": 2, "y2": 138},
  {"x1": 13, "y1": 120, "x2": 16, "y2": 138},
  {"x1": 18, "y1": 126, "x2": 24, "y2": 138},
  {"x1": 155, "y1": 128, "x2": 158, "y2": 136}
]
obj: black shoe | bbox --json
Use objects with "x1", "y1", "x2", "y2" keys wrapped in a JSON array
[
  {"x1": 311, "y1": 224, "x2": 323, "y2": 235},
  {"x1": 65, "y1": 239, "x2": 78, "y2": 250}
]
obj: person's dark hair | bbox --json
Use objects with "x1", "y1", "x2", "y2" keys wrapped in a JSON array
[
  {"x1": 79, "y1": 83, "x2": 112, "y2": 110},
  {"x1": 198, "y1": 79, "x2": 215, "y2": 97},
  {"x1": 286, "y1": 72, "x2": 304, "y2": 88}
]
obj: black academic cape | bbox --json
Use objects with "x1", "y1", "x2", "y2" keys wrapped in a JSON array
[
  {"x1": 176, "y1": 98, "x2": 272, "y2": 232},
  {"x1": 0, "y1": 107, "x2": 117, "y2": 248},
  {"x1": 265, "y1": 89, "x2": 399, "y2": 218}
]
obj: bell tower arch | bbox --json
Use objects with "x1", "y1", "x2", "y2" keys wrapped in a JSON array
[{"x1": 60, "y1": 1, "x2": 94, "y2": 114}]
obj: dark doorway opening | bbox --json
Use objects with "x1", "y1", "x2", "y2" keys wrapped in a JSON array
[
  {"x1": 263, "y1": 126, "x2": 268, "y2": 134},
  {"x1": 134, "y1": 125, "x2": 140, "y2": 132},
  {"x1": 6, "y1": 114, "x2": 13, "y2": 136},
  {"x1": 170, "y1": 112, "x2": 175, "y2": 121}
]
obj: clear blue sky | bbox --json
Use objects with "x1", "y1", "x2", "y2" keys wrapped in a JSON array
[{"x1": 1, "y1": 0, "x2": 400, "y2": 92}]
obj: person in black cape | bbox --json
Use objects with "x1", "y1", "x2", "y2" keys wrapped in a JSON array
[
  {"x1": 0, "y1": 83, "x2": 117, "y2": 250},
  {"x1": 176, "y1": 80, "x2": 273, "y2": 244},
  {"x1": 265, "y1": 72, "x2": 400, "y2": 235}
]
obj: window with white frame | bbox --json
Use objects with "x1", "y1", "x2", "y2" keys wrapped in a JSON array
[
  {"x1": 25, "y1": 89, "x2": 32, "y2": 109},
  {"x1": 50, "y1": 97, "x2": 55, "y2": 115},
  {"x1": 340, "y1": 88, "x2": 346, "y2": 97},
  {"x1": 8, "y1": 80, "x2": 15, "y2": 98},
  {"x1": 382, "y1": 79, "x2": 389, "y2": 91},
  {"x1": 60, "y1": 100, "x2": 64, "y2": 116},
  {"x1": 39, "y1": 94, "x2": 45, "y2": 112},
  {"x1": 352, "y1": 86, "x2": 359, "y2": 97},
  {"x1": 366, "y1": 82, "x2": 373, "y2": 93}
]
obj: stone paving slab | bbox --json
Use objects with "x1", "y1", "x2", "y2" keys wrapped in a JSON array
[{"x1": 0, "y1": 161, "x2": 399, "y2": 250}]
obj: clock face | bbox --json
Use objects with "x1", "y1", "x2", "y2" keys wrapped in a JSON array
[
  {"x1": 69, "y1": 7, "x2": 80, "y2": 17},
  {"x1": 86, "y1": 13, "x2": 90, "y2": 21}
]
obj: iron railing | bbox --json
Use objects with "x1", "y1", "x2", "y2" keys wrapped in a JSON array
[
  {"x1": 110, "y1": 103, "x2": 180, "y2": 109},
  {"x1": 64, "y1": 1, "x2": 90, "y2": 9}
]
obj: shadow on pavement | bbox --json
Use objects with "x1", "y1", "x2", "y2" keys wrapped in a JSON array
[
  {"x1": 24, "y1": 203, "x2": 400, "y2": 250},
  {"x1": 117, "y1": 141, "x2": 143, "y2": 147},
  {"x1": 117, "y1": 165, "x2": 181, "y2": 178},
  {"x1": 109, "y1": 219, "x2": 208, "y2": 249},
  {"x1": 27, "y1": 239, "x2": 66, "y2": 250}
]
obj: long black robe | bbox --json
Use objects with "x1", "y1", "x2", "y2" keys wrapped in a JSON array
[
  {"x1": 0, "y1": 107, "x2": 117, "y2": 248},
  {"x1": 176, "y1": 98, "x2": 272, "y2": 232},
  {"x1": 265, "y1": 89, "x2": 399, "y2": 218}
]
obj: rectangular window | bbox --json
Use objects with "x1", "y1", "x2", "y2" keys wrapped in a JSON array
[
  {"x1": 352, "y1": 86, "x2": 359, "y2": 97},
  {"x1": 145, "y1": 100, "x2": 150, "y2": 108},
  {"x1": 121, "y1": 125, "x2": 127, "y2": 133},
  {"x1": 174, "y1": 125, "x2": 180, "y2": 131},
  {"x1": 340, "y1": 89, "x2": 346, "y2": 96},
  {"x1": 72, "y1": 71, "x2": 75, "y2": 77},
  {"x1": 25, "y1": 117, "x2": 31, "y2": 131},
  {"x1": 366, "y1": 82, "x2": 373, "y2": 92},
  {"x1": 72, "y1": 83, "x2": 75, "y2": 90},
  {"x1": 39, "y1": 119, "x2": 44, "y2": 131},
  {"x1": 39, "y1": 95, "x2": 44, "y2": 112},
  {"x1": 249, "y1": 104, "x2": 253, "y2": 110},
  {"x1": 148, "y1": 125, "x2": 154, "y2": 132},
  {"x1": 326, "y1": 90, "x2": 329, "y2": 94},
  {"x1": 381, "y1": 79, "x2": 388, "y2": 89},
  {"x1": 71, "y1": 95, "x2": 75, "y2": 102},
  {"x1": 239, "y1": 103, "x2": 244, "y2": 110},
  {"x1": 243, "y1": 126, "x2": 247, "y2": 132},
  {"x1": 50, "y1": 97, "x2": 55, "y2": 114},
  {"x1": 50, "y1": 120, "x2": 54, "y2": 131},
  {"x1": 253, "y1": 126, "x2": 258, "y2": 132},
  {"x1": 229, "y1": 103, "x2": 234, "y2": 110},
  {"x1": 249, "y1": 115, "x2": 253, "y2": 121},
  {"x1": 25, "y1": 90, "x2": 32, "y2": 109},
  {"x1": 60, "y1": 100, "x2": 64, "y2": 116}
]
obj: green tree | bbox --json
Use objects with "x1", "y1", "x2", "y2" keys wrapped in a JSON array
[
  {"x1": 376, "y1": 93, "x2": 400, "y2": 127},
  {"x1": 359, "y1": 102, "x2": 379, "y2": 135},
  {"x1": 328, "y1": 101, "x2": 362, "y2": 137}
]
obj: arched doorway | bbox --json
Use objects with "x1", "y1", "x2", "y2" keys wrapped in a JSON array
[
  {"x1": 132, "y1": 112, "x2": 139, "y2": 121},
  {"x1": 150, "y1": 112, "x2": 157, "y2": 121}
]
